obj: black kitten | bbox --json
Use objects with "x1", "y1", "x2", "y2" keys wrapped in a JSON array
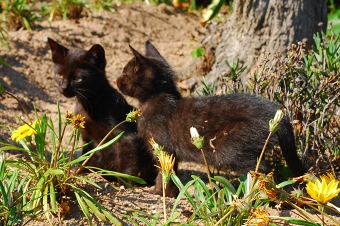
[
  {"x1": 117, "y1": 41, "x2": 306, "y2": 197},
  {"x1": 48, "y1": 38, "x2": 157, "y2": 185}
]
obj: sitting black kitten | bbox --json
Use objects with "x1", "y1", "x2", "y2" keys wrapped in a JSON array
[
  {"x1": 47, "y1": 38, "x2": 158, "y2": 185},
  {"x1": 117, "y1": 41, "x2": 306, "y2": 197}
]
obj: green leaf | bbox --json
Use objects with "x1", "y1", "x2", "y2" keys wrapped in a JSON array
[
  {"x1": 202, "y1": 0, "x2": 225, "y2": 23},
  {"x1": 102, "y1": 209, "x2": 123, "y2": 226},
  {"x1": 83, "y1": 197, "x2": 107, "y2": 222},
  {"x1": 66, "y1": 132, "x2": 124, "y2": 166},
  {"x1": 277, "y1": 180, "x2": 296, "y2": 188},
  {"x1": 74, "y1": 191, "x2": 92, "y2": 226},
  {"x1": 214, "y1": 175, "x2": 236, "y2": 194},
  {"x1": 190, "y1": 46, "x2": 205, "y2": 58},
  {"x1": 48, "y1": 169, "x2": 64, "y2": 175},
  {"x1": 171, "y1": 174, "x2": 199, "y2": 216},
  {"x1": 43, "y1": 185, "x2": 51, "y2": 222},
  {"x1": 49, "y1": 181, "x2": 57, "y2": 212}
]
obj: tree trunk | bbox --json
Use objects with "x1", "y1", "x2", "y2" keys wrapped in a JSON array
[{"x1": 203, "y1": 0, "x2": 327, "y2": 85}]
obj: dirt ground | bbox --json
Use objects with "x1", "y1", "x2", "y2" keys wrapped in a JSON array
[{"x1": 0, "y1": 2, "x2": 338, "y2": 225}]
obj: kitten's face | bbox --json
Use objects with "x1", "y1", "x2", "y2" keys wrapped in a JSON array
[
  {"x1": 117, "y1": 45, "x2": 155, "y2": 101},
  {"x1": 47, "y1": 38, "x2": 106, "y2": 98},
  {"x1": 117, "y1": 41, "x2": 174, "y2": 102}
]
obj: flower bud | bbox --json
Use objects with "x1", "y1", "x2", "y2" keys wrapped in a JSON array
[
  {"x1": 190, "y1": 127, "x2": 204, "y2": 149},
  {"x1": 269, "y1": 109, "x2": 284, "y2": 133},
  {"x1": 126, "y1": 109, "x2": 142, "y2": 122}
]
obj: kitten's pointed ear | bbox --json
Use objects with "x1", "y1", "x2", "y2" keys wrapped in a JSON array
[
  {"x1": 84, "y1": 44, "x2": 106, "y2": 70},
  {"x1": 48, "y1": 38, "x2": 69, "y2": 63},
  {"x1": 145, "y1": 41, "x2": 168, "y2": 63},
  {"x1": 129, "y1": 44, "x2": 148, "y2": 73}
]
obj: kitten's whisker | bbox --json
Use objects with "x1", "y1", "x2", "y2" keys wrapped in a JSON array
[{"x1": 76, "y1": 90, "x2": 93, "y2": 114}]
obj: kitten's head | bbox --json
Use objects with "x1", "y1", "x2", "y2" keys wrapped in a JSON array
[
  {"x1": 117, "y1": 41, "x2": 180, "y2": 102},
  {"x1": 47, "y1": 38, "x2": 106, "y2": 98}
]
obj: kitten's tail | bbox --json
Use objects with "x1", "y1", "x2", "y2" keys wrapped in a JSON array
[{"x1": 277, "y1": 118, "x2": 307, "y2": 177}]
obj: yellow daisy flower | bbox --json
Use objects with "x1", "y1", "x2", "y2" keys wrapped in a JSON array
[
  {"x1": 156, "y1": 151, "x2": 175, "y2": 184},
  {"x1": 320, "y1": 173, "x2": 336, "y2": 184},
  {"x1": 71, "y1": 114, "x2": 85, "y2": 129},
  {"x1": 306, "y1": 174, "x2": 340, "y2": 204},
  {"x1": 11, "y1": 120, "x2": 38, "y2": 142}
]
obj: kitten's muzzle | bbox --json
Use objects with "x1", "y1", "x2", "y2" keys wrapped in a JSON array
[{"x1": 60, "y1": 88, "x2": 76, "y2": 98}]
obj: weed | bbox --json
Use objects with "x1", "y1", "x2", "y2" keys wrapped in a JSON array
[{"x1": 0, "y1": 87, "x2": 146, "y2": 225}]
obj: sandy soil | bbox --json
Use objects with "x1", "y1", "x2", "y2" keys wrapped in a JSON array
[{"x1": 1, "y1": 2, "x2": 339, "y2": 225}]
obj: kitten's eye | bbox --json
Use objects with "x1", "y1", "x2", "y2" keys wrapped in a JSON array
[
  {"x1": 56, "y1": 74, "x2": 63, "y2": 79},
  {"x1": 73, "y1": 76, "x2": 82, "y2": 82}
]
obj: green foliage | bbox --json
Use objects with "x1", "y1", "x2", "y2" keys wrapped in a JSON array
[
  {"x1": 195, "y1": 76, "x2": 215, "y2": 96},
  {"x1": 0, "y1": 0, "x2": 41, "y2": 30},
  {"x1": 0, "y1": 99, "x2": 147, "y2": 225},
  {"x1": 201, "y1": 0, "x2": 225, "y2": 24},
  {"x1": 91, "y1": 0, "x2": 116, "y2": 12},
  {"x1": 190, "y1": 46, "x2": 205, "y2": 58},
  {"x1": 0, "y1": 0, "x2": 118, "y2": 31},
  {"x1": 0, "y1": 154, "x2": 43, "y2": 226},
  {"x1": 328, "y1": 0, "x2": 340, "y2": 35},
  {"x1": 247, "y1": 28, "x2": 340, "y2": 170},
  {"x1": 42, "y1": 0, "x2": 91, "y2": 22}
]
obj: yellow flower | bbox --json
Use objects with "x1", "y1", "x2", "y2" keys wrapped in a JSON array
[
  {"x1": 71, "y1": 114, "x2": 85, "y2": 129},
  {"x1": 156, "y1": 151, "x2": 175, "y2": 184},
  {"x1": 306, "y1": 174, "x2": 340, "y2": 204},
  {"x1": 126, "y1": 109, "x2": 142, "y2": 122},
  {"x1": 320, "y1": 173, "x2": 336, "y2": 184},
  {"x1": 11, "y1": 120, "x2": 38, "y2": 142},
  {"x1": 65, "y1": 111, "x2": 73, "y2": 125}
]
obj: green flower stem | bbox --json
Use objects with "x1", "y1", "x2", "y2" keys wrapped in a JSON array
[
  {"x1": 54, "y1": 124, "x2": 67, "y2": 168},
  {"x1": 4, "y1": 90, "x2": 32, "y2": 124},
  {"x1": 163, "y1": 182, "x2": 167, "y2": 223},
  {"x1": 68, "y1": 130, "x2": 77, "y2": 177},
  {"x1": 200, "y1": 148, "x2": 217, "y2": 206},
  {"x1": 213, "y1": 208, "x2": 234, "y2": 226},
  {"x1": 75, "y1": 120, "x2": 127, "y2": 175},
  {"x1": 250, "y1": 132, "x2": 273, "y2": 190},
  {"x1": 255, "y1": 132, "x2": 273, "y2": 174}
]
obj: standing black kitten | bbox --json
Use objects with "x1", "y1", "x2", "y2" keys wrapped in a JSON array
[
  {"x1": 117, "y1": 41, "x2": 306, "y2": 197},
  {"x1": 47, "y1": 38, "x2": 157, "y2": 185}
]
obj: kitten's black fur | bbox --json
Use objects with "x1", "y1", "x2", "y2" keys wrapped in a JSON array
[
  {"x1": 117, "y1": 41, "x2": 306, "y2": 197},
  {"x1": 48, "y1": 38, "x2": 158, "y2": 185}
]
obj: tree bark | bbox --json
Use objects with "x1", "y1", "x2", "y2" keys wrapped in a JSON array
[{"x1": 203, "y1": 0, "x2": 327, "y2": 84}]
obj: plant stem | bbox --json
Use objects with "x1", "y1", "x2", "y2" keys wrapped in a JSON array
[
  {"x1": 163, "y1": 182, "x2": 167, "y2": 223},
  {"x1": 75, "y1": 120, "x2": 127, "y2": 175},
  {"x1": 213, "y1": 208, "x2": 234, "y2": 226},
  {"x1": 250, "y1": 132, "x2": 273, "y2": 190},
  {"x1": 200, "y1": 148, "x2": 217, "y2": 206},
  {"x1": 5, "y1": 91, "x2": 32, "y2": 123},
  {"x1": 68, "y1": 130, "x2": 77, "y2": 177},
  {"x1": 54, "y1": 124, "x2": 67, "y2": 168}
]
